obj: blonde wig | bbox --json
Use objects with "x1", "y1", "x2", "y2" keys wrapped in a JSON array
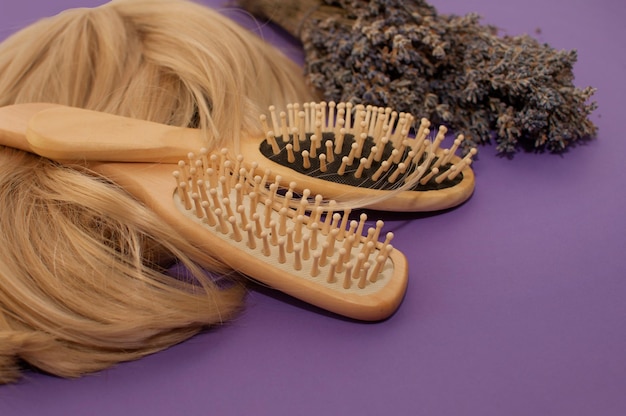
[
  {"x1": 0, "y1": 0, "x2": 314, "y2": 144},
  {"x1": 0, "y1": 0, "x2": 317, "y2": 383}
]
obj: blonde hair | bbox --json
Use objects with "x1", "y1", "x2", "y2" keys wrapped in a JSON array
[
  {"x1": 0, "y1": 0, "x2": 314, "y2": 145},
  {"x1": 0, "y1": 0, "x2": 316, "y2": 383}
]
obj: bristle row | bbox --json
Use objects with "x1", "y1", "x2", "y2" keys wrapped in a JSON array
[
  {"x1": 260, "y1": 102, "x2": 477, "y2": 191},
  {"x1": 173, "y1": 149, "x2": 395, "y2": 292}
]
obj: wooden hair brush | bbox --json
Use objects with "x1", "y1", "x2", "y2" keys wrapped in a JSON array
[
  {"x1": 1, "y1": 102, "x2": 476, "y2": 212},
  {"x1": 255, "y1": 101, "x2": 476, "y2": 211},
  {"x1": 0, "y1": 103, "x2": 409, "y2": 320}
]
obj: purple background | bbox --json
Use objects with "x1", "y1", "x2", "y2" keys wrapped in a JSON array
[{"x1": 1, "y1": 0, "x2": 624, "y2": 415}]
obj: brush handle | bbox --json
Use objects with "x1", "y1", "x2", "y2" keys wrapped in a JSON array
[
  {"x1": 0, "y1": 103, "x2": 61, "y2": 152},
  {"x1": 0, "y1": 103, "x2": 205, "y2": 163}
]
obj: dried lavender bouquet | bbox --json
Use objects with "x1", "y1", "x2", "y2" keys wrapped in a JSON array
[{"x1": 238, "y1": 0, "x2": 597, "y2": 154}]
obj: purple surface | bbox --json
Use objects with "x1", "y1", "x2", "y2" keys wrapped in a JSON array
[{"x1": 1, "y1": 0, "x2": 625, "y2": 415}]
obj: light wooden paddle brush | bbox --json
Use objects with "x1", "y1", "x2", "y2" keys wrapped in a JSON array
[
  {"x1": 0, "y1": 102, "x2": 409, "y2": 320},
  {"x1": 1, "y1": 102, "x2": 476, "y2": 212}
]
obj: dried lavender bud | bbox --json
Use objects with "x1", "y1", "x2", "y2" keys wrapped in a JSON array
[{"x1": 239, "y1": 0, "x2": 597, "y2": 154}]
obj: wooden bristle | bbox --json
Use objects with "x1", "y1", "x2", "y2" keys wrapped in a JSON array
[
  {"x1": 259, "y1": 101, "x2": 476, "y2": 192},
  {"x1": 173, "y1": 149, "x2": 397, "y2": 294}
]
